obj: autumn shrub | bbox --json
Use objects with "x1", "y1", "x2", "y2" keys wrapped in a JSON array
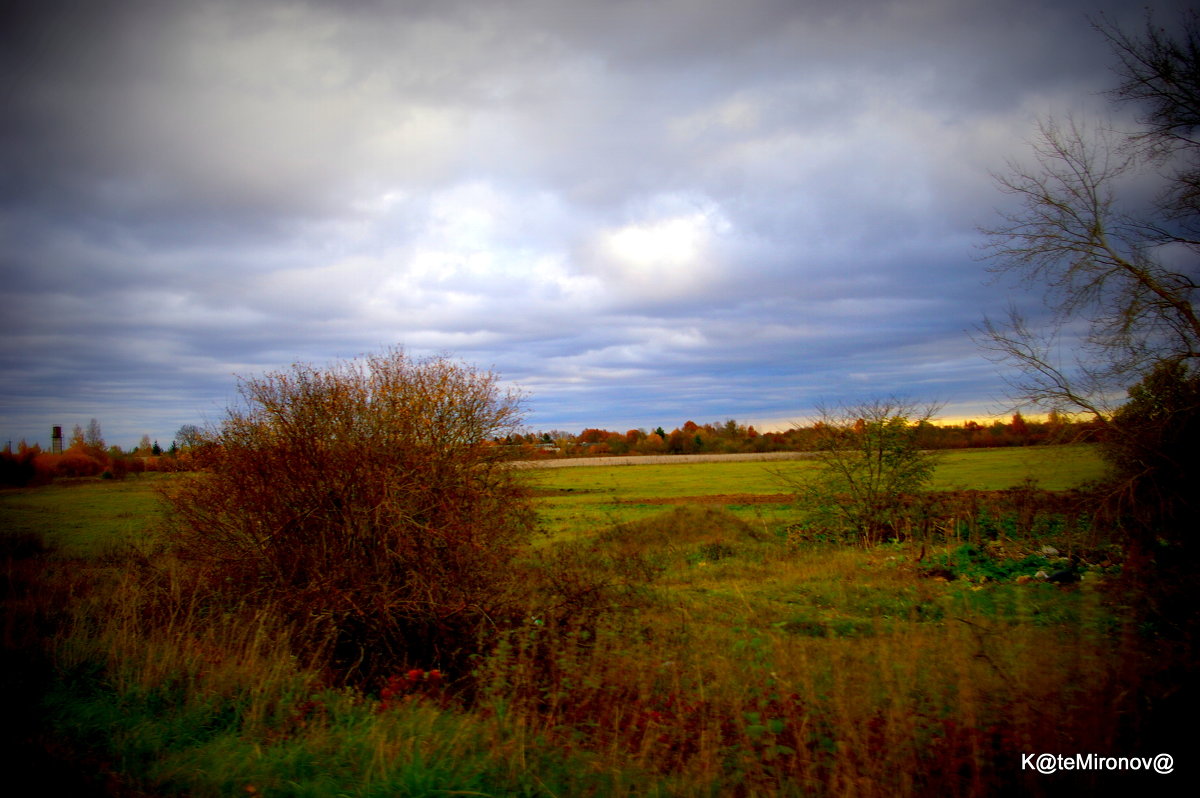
[
  {"x1": 144, "y1": 453, "x2": 192, "y2": 472},
  {"x1": 164, "y1": 348, "x2": 537, "y2": 685},
  {"x1": 102, "y1": 457, "x2": 129, "y2": 480},
  {"x1": 47, "y1": 450, "x2": 107, "y2": 478}
]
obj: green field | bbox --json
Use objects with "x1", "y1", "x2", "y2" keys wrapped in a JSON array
[
  {"x1": 0, "y1": 446, "x2": 1107, "y2": 555},
  {"x1": 0, "y1": 473, "x2": 171, "y2": 557},
  {"x1": 3, "y1": 444, "x2": 1173, "y2": 797},
  {"x1": 531, "y1": 444, "x2": 1104, "y2": 497},
  {"x1": 530, "y1": 444, "x2": 1106, "y2": 539}
]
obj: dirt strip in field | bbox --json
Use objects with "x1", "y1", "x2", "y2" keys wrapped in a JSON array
[
  {"x1": 510, "y1": 451, "x2": 817, "y2": 469},
  {"x1": 617, "y1": 493, "x2": 795, "y2": 505}
]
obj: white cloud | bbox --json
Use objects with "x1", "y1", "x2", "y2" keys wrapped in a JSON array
[
  {"x1": 593, "y1": 208, "x2": 729, "y2": 298},
  {"x1": 1, "y1": 0, "x2": 1184, "y2": 445}
]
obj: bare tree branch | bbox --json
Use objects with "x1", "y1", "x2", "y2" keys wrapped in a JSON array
[
  {"x1": 979, "y1": 117, "x2": 1200, "y2": 418},
  {"x1": 981, "y1": 11, "x2": 1200, "y2": 558}
]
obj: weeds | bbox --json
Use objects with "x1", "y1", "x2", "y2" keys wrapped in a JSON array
[
  {"x1": 6, "y1": 451, "x2": 1189, "y2": 796},
  {"x1": 919, "y1": 544, "x2": 1054, "y2": 583}
]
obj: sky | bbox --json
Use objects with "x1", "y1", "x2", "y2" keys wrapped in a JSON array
[{"x1": 1, "y1": 0, "x2": 1191, "y2": 449}]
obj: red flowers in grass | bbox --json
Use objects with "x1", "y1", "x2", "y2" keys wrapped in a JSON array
[{"x1": 379, "y1": 669, "x2": 447, "y2": 710}]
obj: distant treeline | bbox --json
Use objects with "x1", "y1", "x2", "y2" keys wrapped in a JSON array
[
  {"x1": 502, "y1": 412, "x2": 1099, "y2": 459},
  {"x1": 0, "y1": 441, "x2": 197, "y2": 486},
  {"x1": 1, "y1": 420, "x2": 199, "y2": 486},
  {"x1": 2, "y1": 412, "x2": 1098, "y2": 486}
]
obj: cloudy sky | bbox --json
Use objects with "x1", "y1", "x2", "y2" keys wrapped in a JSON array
[{"x1": 0, "y1": 0, "x2": 1189, "y2": 449}]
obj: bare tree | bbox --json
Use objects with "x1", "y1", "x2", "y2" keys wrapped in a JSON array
[
  {"x1": 84, "y1": 417, "x2": 105, "y2": 451},
  {"x1": 980, "y1": 118, "x2": 1200, "y2": 421},
  {"x1": 981, "y1": 11, "x2": 1200, "y2": 555},
  {"x1": 174, "y1": 423, "x2": 205, "y2": 450},
  {"x1": 1098, "y1": 9, "x2": 1200, "y2": 229},
  {"x1": 778, "y1": 397, "x2": 942, "y2": 546}
]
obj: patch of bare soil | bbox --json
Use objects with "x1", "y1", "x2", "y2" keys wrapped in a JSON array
[
  {"x1": 618, "y1": 493, "x2": 794, "y2": 505},
  {"x1": 511, "y1": 452, "x2": 816, "y2": 468}
]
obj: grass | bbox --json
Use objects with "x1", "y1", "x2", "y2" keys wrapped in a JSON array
[
  {"x1": 469, "y1": 507, "x2": 1133, "y2": 795},
  {"x1": 929, "y1": 445, "x2": 1105, "y2": 490},
  {"x1": 530, "y1": 444, "x2": 1106, "y2": 539},
  {"x1": 3, "y1": 445, "x2": 1179, "y2": 796},
  {"x1": 0, "y1": 474, "x2": 170, "y2": 558}
]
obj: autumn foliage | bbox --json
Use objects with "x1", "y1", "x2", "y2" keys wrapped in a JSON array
[
  {"x1": 164, "y1": 349, "x2": 536, "y2": 684},
  {"x1": 500, "y1": 412, "x2": 1092, "y2": 461}
]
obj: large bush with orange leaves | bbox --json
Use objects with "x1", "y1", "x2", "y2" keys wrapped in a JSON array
[{"x1": 165, "y1": 348, "x2": 535, "y2": 684}]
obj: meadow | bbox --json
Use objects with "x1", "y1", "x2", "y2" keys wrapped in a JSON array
[
  {"x1": 0, "y1": 445, "x2": 1180, "y2": 796},
  {"x1": 529, "y1": 445, "x2": 1107, "y2": 540}
]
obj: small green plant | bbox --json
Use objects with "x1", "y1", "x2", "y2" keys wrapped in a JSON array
[
  {"x1": 691, "y1": 540, "x2": 737, "y2": 564},
  {"x1": 920, "y1": 543, "x2": 1053, "y2": 582}
]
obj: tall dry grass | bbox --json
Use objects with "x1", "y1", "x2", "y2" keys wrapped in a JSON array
[
  {"x1": 24, "y1": 490, "x2": 1179, "y2": 796},
  {"x1": 465, "y1": 513, "x2": 1134, "y2": 796}
]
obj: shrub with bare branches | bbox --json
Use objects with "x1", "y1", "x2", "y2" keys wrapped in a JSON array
[
  {"x1": 777, "y1": 398, "x2": 943, "y2": 546},
  {"x1": 164, "y1": 348, "x2": 536, "y2": 684}
]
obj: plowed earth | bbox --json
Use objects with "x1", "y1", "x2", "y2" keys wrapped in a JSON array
[{"x1": 618, "y1": 493, "x2": 795, "y2": 505}]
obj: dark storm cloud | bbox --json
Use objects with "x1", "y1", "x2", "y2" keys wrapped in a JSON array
[{"x1": 1, "y1": 0, "x2": 1191, "y2": 446}]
